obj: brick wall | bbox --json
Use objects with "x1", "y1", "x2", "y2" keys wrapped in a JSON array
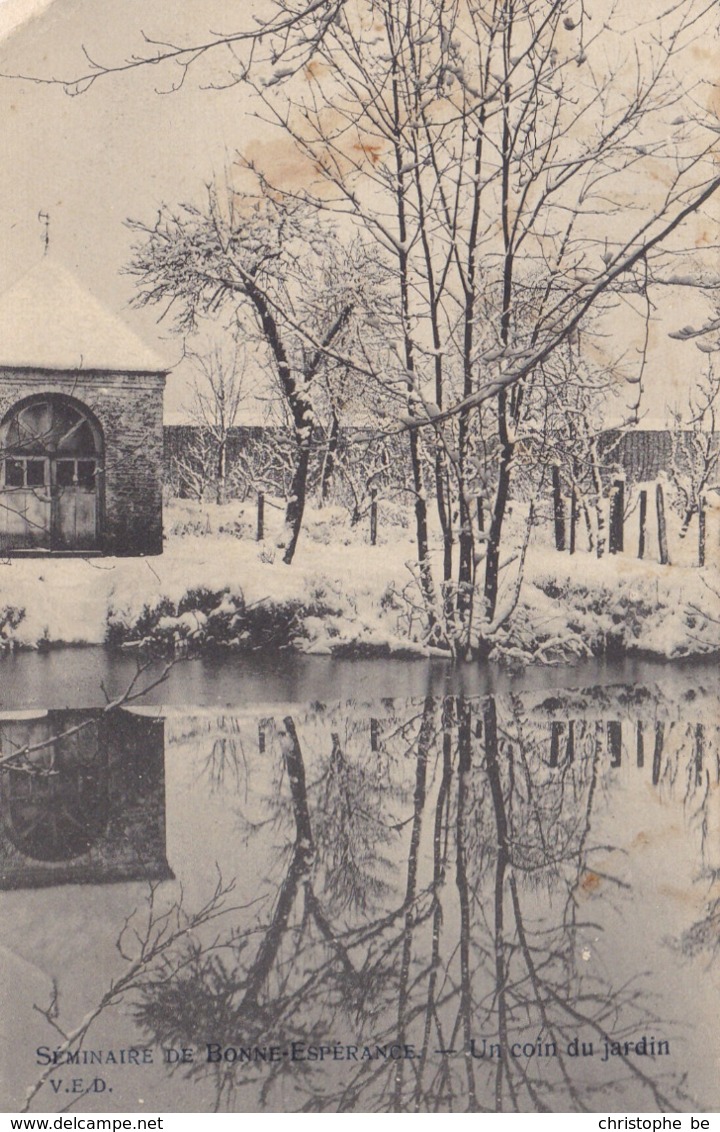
[{"x1": 0, "y1": 368, "x2": 166, "y2": 556}]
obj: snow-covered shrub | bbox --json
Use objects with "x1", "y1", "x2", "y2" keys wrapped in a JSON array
[
  {"x1": 106, "y1": 586, "x2": 342, "y2": 653},
  {"x1": 216, "y1": 516, "x2": 254, "y2": 540},
  {"x1": 107, "y1": 597, "x2": 176, "y2": 647},
  {"x1": 168, "y1": 512, "x2": 214, "y2": 538},
  {"x1": 177, "y1": 587, "x2": 230, "y2": 617}
]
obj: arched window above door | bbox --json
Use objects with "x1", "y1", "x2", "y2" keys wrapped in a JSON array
[{"x1": 2, "y1": 393, "x2": 102, "y2": 455}]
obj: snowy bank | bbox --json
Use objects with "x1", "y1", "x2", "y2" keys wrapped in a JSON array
[{"x1": 0, "y1": 499, "x2": 717, "y2": 663}]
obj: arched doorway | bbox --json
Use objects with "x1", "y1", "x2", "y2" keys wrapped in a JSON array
[
  {"x1": 0, "y1": 394, "x2": 103, "y2": 552},
  {"x1": 0, "y1": 712, "x2": 109, "y2": 863}
]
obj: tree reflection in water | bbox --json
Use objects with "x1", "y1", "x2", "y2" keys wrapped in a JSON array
[{"x1": 124, "y1": 690, "x2": 717, "y2": 1113}]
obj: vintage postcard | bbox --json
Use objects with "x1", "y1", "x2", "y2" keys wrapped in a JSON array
[{"x1": 0, "y1": 0, "x2": 718, "y2": 1115}]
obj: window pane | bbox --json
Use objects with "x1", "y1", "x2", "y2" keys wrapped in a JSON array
[
  {"x1": 52, "y1": 401, "x2": 81, "y2": 439},
  {"x1": 59, "y1": 419, "x2": 97, "y2": 456},
  {"x1": 16, "y1": 403, "x2": 52, "y2": 453},
  {"x1": 77, "y1": 461, "x2": 96, "y2": 489},
  {"x1": 26, "y1": 460, "x2": 46, "y2": 488},
  {"x1": 56, "y1": 460, "x2": 75, "y2": 487},
  {"x1": 5, "y1": 459, "x2": 24, "y2": 488}
]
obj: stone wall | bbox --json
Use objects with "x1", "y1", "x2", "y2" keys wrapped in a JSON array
[
  {"x1": 0, "y1": 368, "x2": 166, "y2": 556},
  {"x1": 596, "y1": 429, "x2": 720, "y2": 487}
]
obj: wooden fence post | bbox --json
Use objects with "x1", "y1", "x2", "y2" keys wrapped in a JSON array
[
  {"x1": 656, "y1": 483, "x2": 669, "y2": 565},
  {"x1": 370, "y1": 718, "x2": 380, "y2": 753},
  {"x1": 550, "y1": 722, "x2": 563, "y2": 767},
  {"x1": 695, "y1": 723, "x2": 704, "y2": 787},
  {"x1": 256, "y1": 492, "x2": 265, "y2": 541},
  {"x1": 638, "y1": 489, "x2": 647, "y2": 559},
  {"x1": 552, "y1": 466, "x2": 566, "y2": 551},
  {"x1": 569, "y1": 487, "x2": 578, "y2": 555},
  {"x1": 652, "y1": 721, "x2": 665, "y2": 786},
  {"x1": 370, "y1": 488, "x2": 378, "y2": 546},
  {"x1": 636, "y1": 721, "x2": 644, "y2": 768},
  {"x1": 566, "y1": 720, "x2": 575, "y2": 763},
  {"x1": 608, "y1": 479, "x2": 624, "y2": 554},
  {"x1": 698, "y1": 496, "x2": 706, "y2": 567},
  {"x1": 607, "y1": 720, "x2": 622, "y2": 767}
]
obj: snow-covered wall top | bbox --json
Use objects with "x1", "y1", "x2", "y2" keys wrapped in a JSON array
[{"x1": 597, "y1": 428, "x2": 719, "y2": 486}]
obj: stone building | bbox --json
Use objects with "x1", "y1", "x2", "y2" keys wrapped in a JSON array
[
  {"x1": 0, "y1": 708, "x2": 172, "y2": 889},
  {"x1": 0, "y1": 260, "x2": 167, "y2": 556}
]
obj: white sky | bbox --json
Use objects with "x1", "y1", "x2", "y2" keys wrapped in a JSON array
[
  {"x1": 0, "y1": 0, "x2": 54, "y2": 39},
  {"x1": 0, "y1": 0, "x2": 258, "y2": 415}
]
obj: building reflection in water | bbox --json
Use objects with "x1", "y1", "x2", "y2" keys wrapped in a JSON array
[
  {"x1": 3, "y1": 684, "x2": 717, "y2": 1113},
  {"x1": 0, "y1": 708, "x2": 172, "y2": 889}
]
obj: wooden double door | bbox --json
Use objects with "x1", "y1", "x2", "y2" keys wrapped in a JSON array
[{"x1": 0, "y1": 395, "x2": 102, "y2": 552}]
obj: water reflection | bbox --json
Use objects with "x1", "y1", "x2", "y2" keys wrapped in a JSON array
[
  {"x1": 138, "y1": 691, "x2": 719, "y2": 1112},
  {"x1": 0, "y1": 709, "x2": 172, "y2": 888},
  {"x1": 2, "y1": 677, "x2": 718, "y2": 1113}
]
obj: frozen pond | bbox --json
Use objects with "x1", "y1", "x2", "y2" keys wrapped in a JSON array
[{"x1": 0, "y1": 652, "x2": 718, "y2": 1113}]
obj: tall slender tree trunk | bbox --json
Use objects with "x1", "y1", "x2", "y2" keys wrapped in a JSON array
[
  {"x1": 385, "y1": 11, "x2": 437, "y2": 626},
  {"x1": 484, "y1": 393, "x2": 513, "y2": 623},
  {"x1": 436, "y1": 450, "x2": 453, "y2": 582},
  {"x1": 483, "y1": 17, "x2": 516, "y2": 634},
  {"x1": 392, "y1": 697, "x2": 432, "y2": 1111},
  {"x1": 240, "y1": 714, "x2": 313, "y2": 1011},
  {"x1": 482, "y1": 694, "x2": 511, "y2": 1111},
  {"x1": 456, "y1": 701, "x2": 479, "y2": 1109},
  {"x1": 283, "y1": 442, "x2": 311, "y2": 565},
  {"x1": 216, "y1": 439, "x2": 227, "y2": 506},
  {"x1": 408, "y1": 430, "x2": 434, "y2": 612},
  {"x1": 320, "y1": 411, "x2": 339, "y2": 505}
]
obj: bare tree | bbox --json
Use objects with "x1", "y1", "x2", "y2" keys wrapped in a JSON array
[
  {"x1": 22, "y1": 0, "x2": 720, "y2": 646},
  {"x1": 668, "y1": 365, "x2": 720, "y2": 538},
  {"x1": 238, "y1": 0, "x2": 720, "y2": 647},
  {"x1": 518, "y1": 345, "x2": 631, "y2": 557},
  {"x1": 170, "y1": 425, "x2": 223, "y2": 504},
  {"x1": 124, "y1": 1, "x2": 717, "y2": 644},
  {"x1": 127, "y1": 187, "x2": 391, "y2": 563},
  {"x1": 183, "y1": 342, "x2": 248, "y2": 505}
]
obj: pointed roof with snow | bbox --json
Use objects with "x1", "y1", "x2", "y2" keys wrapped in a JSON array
[{"x1": 0, "y1": 259, "x2": 169, "y2": 373}]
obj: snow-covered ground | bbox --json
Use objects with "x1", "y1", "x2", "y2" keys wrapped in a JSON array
[{"x1": 0, "y1": 495, "x2": 718, "y2": 662}]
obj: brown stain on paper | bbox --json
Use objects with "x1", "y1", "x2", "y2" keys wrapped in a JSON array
[{"x1": 580, "y1": 871, "x2": 602, "y2": 895}]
